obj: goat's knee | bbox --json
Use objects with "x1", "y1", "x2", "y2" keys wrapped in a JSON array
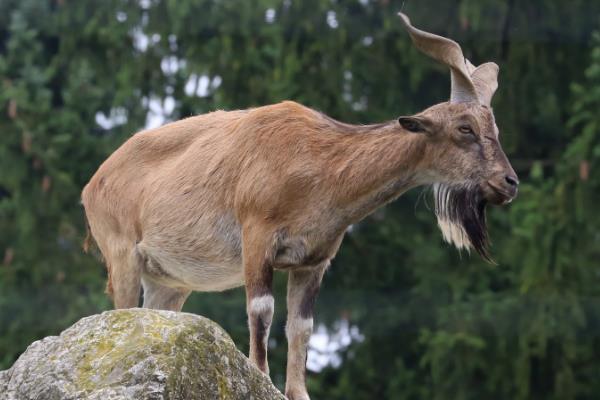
[{"x1": 286, "y1": 316, "x2": 313, "y2": 347}]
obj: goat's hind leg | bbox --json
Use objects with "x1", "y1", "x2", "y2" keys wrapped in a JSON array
[
  {"x1": 107, "y1": 243, "x2": 143, "y2": 309},
  {"x1": 142, "y1": 277, "x2": 191, "y2": 311}
]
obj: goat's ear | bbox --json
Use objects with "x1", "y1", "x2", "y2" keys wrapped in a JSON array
[{"x1": 398, "y1": 116, "x2": 434, "y2": 134}]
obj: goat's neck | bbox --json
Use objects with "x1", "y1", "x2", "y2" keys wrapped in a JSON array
[{"x1": 331, "y1": 125, "x2": 429, "y2": 223}]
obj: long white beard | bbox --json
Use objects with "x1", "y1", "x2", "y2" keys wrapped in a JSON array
[{"x1": 432, "y1": 183, "x2": 491, "y2": 261}]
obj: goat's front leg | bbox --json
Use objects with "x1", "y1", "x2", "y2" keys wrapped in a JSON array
[
  {"x1": 285, "y1": 263, "x2": 327, "y2": 400},
  {"x1": 243, "y1": 225, "x2": 275, "y2": 375}
]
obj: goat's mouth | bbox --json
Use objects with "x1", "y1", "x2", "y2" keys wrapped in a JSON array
[
  {"x1": 432, "y1": 183, "x2": 491, "y2": 262},
  {"x1": 484, "y1": 181, "x2": 516, "y2": 205}
]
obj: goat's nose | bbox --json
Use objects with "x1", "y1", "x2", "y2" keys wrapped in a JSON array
[{"x1": 505, "y1": 175, "x2": 519, "y2": 187}]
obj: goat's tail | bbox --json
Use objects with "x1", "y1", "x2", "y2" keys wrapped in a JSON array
[
  {"x1": 81, "y1": 200, "x2": 115, "y2": 298},
  {"x1": 82, "y1": 209, "x2": 95, "y2": 253},
  {"x1": 105, "y1": 261, "x2": 114, "y2": 297}
]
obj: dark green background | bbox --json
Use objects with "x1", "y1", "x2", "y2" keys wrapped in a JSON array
[{"x1": 1, "y1": 1, "x2": 599, "y2": 399}]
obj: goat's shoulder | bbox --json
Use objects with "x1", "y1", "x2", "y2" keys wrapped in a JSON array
[
  {"x1": 244, "y1": 101, "x2": 321, "y2": 128},
  {"x1": 264, "y1": 100, "x2": 314, "y2": 114}
]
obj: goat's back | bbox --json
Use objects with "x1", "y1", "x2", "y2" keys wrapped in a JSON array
[{"x1": 81, "y1": 101, "x2": 344, "y2": 246}]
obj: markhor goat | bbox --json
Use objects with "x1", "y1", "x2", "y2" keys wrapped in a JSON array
[{"x1": 82, "y1": 14, "x2": 518, "y2": 400}]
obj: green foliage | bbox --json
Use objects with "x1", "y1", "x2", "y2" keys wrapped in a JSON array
[{"x1": 0, "y1": 1, "x2": 599, "y2": 399}]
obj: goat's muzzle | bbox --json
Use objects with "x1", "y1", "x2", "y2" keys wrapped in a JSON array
[{"x1": 484, "y1": 174, "x2": 519, "y2": 205}]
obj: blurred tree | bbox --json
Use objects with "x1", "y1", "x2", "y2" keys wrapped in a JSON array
[{"x1": 0, "y1": 1, "x2": 599, "y2": 399}]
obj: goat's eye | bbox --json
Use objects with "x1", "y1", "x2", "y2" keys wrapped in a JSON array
[{"x1": 458, "y1": 125, "x2": 475, "y2": 135}]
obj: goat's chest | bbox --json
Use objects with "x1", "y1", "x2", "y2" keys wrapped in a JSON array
[{"x1": 271, "y1": 224, "x2": 347, "y2": 270}]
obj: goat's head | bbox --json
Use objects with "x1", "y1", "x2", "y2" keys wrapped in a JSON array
[{"x1": 398, "y1": 13, "x2": 518, "y2": 261}]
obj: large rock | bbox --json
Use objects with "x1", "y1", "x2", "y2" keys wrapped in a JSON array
[{"x1": 0, "y1": 309, "x2": 285, "y2": 400}]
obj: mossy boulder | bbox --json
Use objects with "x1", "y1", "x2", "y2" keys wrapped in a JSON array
[{"x1": 0, "y1": 309, "x2": 285, "y2": 400}]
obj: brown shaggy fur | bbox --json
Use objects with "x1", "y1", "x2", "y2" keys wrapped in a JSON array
[{"x1": 82, "y1": 100, "x2": 517, "y2": 399}]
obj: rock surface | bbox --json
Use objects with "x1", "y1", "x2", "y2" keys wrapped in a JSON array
[{"x1": 0, "y1": 309, "x2": 285, "y2": 400}]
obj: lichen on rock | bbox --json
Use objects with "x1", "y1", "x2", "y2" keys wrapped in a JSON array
[{"x1": 0, "y1": 309, "x2": 285, "y2": 400}]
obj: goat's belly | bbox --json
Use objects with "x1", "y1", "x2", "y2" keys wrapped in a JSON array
[
  {"x1": 138, "y1": 244, "x2": 244, "y2": 292},
  {"x1": 138, "y1": 212, "x2": 245, "y2": 291},
  {"x1": 172, "y1": 261, "x2": 244, "y2": 292}
]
